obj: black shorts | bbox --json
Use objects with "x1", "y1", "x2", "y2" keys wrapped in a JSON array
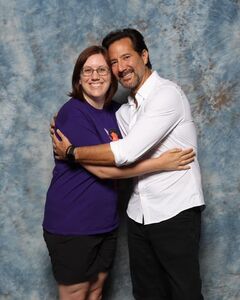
[{"x1": 43, "y1": 229, "x2": 118, "y2": 285}]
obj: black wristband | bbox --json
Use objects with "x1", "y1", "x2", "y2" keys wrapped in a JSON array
[{"x1": 66, "y1": 145, "x2": 76, "y2": 162}]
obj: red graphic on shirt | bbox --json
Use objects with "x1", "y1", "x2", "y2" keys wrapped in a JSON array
[
  {"x1": 109, "y1": 130, "x2": 119, "y2": 141},
  {"x1": 104, "y1": 128, "x2": 120, "y2": 141}
]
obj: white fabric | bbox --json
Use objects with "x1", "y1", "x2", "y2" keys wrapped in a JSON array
[{"x1": 110, "y1": 71, "x2": 205, "y2": 224}]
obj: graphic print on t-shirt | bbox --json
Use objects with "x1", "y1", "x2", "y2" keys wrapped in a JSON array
[{"x1": 104, "y1": 128, "x2": 120, "y2": 141}]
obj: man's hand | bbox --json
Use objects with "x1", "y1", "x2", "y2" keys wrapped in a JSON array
[
  {"x1": 49, "y1": 114, "x2": 57, "y2": 139},
  {"x1": 49, "y1": 113, "x2": 72, "y2": 160},
  {"x1": 52, "y1": 129, "x2": 72, "y2": 160}
]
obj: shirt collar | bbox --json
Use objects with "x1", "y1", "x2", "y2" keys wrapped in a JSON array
[{"x1": 127, "y1": 71, "x2": 160, "y2": 107}]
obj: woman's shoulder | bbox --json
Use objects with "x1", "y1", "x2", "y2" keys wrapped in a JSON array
[
  {"x1": 58, "y1": 98, "x2": 85, "y2": 114},
  {"x1": 55, "y1": 98, "x2": 90, "y2": 126}
]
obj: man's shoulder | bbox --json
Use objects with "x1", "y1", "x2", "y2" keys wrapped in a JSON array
[
  {"x1": 140, "y1": 71, "x2": 181, "y2": 101},
  {"x1": 150, "y1": 74, "x2": 184, "y2": 100},
  {"x1": 143, "y1": 74, "x2": 187, "y2": 113},
  {"x1": 154, "y1": 73, "x2": 181, "y2": 90}
]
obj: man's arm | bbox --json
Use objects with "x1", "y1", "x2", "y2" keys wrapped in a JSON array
[
  {"x1": 53, "y1": 86, "x2": 184, "y2": 166},
  {"x1": 110, "y1": 86, "x2": 184, "y2": 166},
  {"x1": 53, "y1": 129, "x2": 115, "y2": 165},
  {"x1": 52, "y1": 127, "x2": 195, "y2": 171}
]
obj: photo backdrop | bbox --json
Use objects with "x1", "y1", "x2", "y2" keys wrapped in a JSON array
[{"x1": 0, "y1": 0, "x2": 239, "y2": 299}]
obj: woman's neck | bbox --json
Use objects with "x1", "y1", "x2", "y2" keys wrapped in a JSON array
[{"x1": 83, "y1": 93, "x2": 105, "y2": 109}]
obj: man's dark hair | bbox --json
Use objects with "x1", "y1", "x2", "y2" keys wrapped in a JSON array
[{"x1": 102, "y1": 28, "x2": 152, "y2": 69}]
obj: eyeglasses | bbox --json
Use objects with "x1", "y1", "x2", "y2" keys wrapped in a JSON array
[{"x1": 81, "y1": 66, "x2": 110, "y2": 77}]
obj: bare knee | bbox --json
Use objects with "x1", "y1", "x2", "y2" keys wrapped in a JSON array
[
  {"x1": 59, "y1": 281, "x2": 90, "y2": 300},
  {"x1": 87, "y1": 272, "x2": 108, "y2": 300},
  {"x1": 88, "y1": 287, "x2": 103, "y2": 300}
]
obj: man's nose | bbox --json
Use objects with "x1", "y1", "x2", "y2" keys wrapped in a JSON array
[{"x1": 117, "y1": 60, "x2": 126, "y2": 72}]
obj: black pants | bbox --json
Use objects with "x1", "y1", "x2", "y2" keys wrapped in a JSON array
[{"x1": 127, "y1": 208, "x2": 204, "y2": 300}]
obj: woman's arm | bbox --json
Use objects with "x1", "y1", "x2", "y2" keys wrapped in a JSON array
[{"x1": 82, "y1": 148, "x2": 195, "y2": 179}]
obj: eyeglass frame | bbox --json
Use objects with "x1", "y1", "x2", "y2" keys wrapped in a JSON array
[{"x1": 80, "y1": 66, "x2": 110, "y2": 77}]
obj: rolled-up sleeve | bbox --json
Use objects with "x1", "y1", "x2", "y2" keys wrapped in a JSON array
[{"x1": 110, "y1": 86, "x2": 184, "y2": 167}]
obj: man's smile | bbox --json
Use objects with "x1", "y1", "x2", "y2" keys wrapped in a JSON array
[{"x1": 119, "y1": 69, "x2": 134, "y2": 81}]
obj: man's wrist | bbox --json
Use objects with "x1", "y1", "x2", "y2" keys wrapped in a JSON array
[{"x1": 66, "y1": 145, "x2": 76, "y2": 162}]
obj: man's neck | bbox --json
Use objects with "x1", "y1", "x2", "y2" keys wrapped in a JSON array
[
  {"x1": 130, "y1": 68, "x2": 153, "y2": 107},
  {"x1": 131, "y1": 68, "x2": 152, "y2": 97}
]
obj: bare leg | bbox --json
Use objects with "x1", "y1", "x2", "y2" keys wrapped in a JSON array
[
  {"x1": 87, "y1": 272, "x2": 108, "y2": 300},
  {"x1": 59, "y1": 281, "x2": 90, "y2": 300}
]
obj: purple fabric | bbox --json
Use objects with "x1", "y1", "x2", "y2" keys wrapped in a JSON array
[{"x1": 43, "y1": 98, "x2": 121, "y2": 235}]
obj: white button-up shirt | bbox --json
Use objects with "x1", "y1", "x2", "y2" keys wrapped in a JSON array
[{"x1": 110, "y1": 71, "x2": 205, "y2": 224}]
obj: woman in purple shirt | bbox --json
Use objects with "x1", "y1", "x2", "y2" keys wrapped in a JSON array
[{"x1": 43, "y1": 45, "x2": 194, "y2": 300}]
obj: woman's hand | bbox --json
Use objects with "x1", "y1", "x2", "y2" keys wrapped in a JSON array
[{"x1": 156, "y1": 148, "x2": 195, "y2": 171}]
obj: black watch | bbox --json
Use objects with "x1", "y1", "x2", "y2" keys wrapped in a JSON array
[{"x1": 66, "y1": 145, "x2": 76, "y2": 162}]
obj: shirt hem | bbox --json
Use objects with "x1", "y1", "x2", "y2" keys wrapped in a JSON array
[
  {"x1": 42, "y1": 223, "x2": 119, "y2": 236},
  {"x1": 127, "y1": 203, "x2": 205, "y2": 225}
]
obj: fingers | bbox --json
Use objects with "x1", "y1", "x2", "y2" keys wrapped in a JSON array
[
  {"x1": 180, "y1": 148, "x2": 194, "y2": 155},
  {"x1": 177, "y1": 165, "x2": 191, "y2": 170},
  {"x1": 50, "y1": 118, "x2": 55, "y2": 127},
  {"x1": 179, "y1": 156, "x2": 195, "y2": 166},
  {"x1": 181, "y1": 151, "x2": 195, "y2": 160},
  {"x1": 168, "y1": 148, "x2": 182, "y2": 153},
  {"x1": 51, "y1": 113, "x2": 57, "y2": 125},
  {"x1": 49, "y1": 128, "x2": 55, "y2": 138},
  {"x1": 178, "y1": 148, "x2": 195, "y2": 168},
  {"x1": 56, "y1": 129, "x2": 66, "y2": 141},
  {"x1": 168, "y1": 148, "x2": 194, "y2": 156},
  {"x1": 52, "y1": 132, "x2": 59, "y2": 144},
  {"x1": 49, "y1": 118, "x2": 56, "y2": 137},
  {"x1": 52, "y1": 142, "x2": 57, "y2": 153},
  {"x1": 52, "y1": 133, "x2": 61, "y2": 154},
  {"x1": 181, "y1": 153, "x2": 195, "y2": 163},
  {"x1": 168, "y1": 148, "x2": 195, "y2": 155}
]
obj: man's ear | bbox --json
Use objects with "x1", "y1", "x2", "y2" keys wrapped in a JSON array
[{"x1": 141, "y1": 49, "x2": 149, "y2": 66}]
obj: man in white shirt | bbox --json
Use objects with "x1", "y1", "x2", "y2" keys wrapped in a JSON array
[{"x1": 53, "y1": 28, "x2": 205, "y2": 300}]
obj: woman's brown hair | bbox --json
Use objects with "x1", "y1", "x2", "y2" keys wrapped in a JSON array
[{"x1": 68, "y1": 45, "x2": 118, "y2": 106}]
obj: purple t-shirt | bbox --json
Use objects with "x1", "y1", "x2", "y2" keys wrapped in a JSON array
[{"x1": 43, "y1": 98, "x2": 121, "y2": 235}]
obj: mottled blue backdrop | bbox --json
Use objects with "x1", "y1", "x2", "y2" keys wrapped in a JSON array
[{"x1": 0, "y1": 0, "x2": 239, "y2": 299}]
